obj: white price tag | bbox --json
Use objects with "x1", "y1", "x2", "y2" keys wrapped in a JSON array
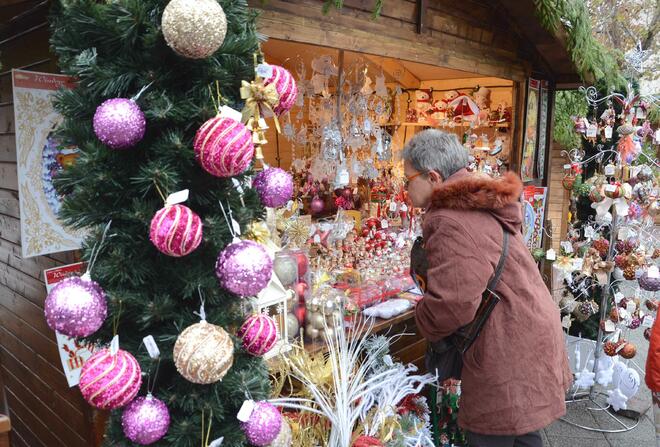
[
  {"x1": 604, "y1": 164, "x2": 616, "y2": 176},
  {"x1": 237, "y1": 400, "x2": 255, "y2": 422},
  {"x1": 389, "y1": 202, "x2": 397, "y2": 212},
  {"x1": 208, "y1": 438, "x2": 224, "y2": 447},
  {"x1": 562, "y1": 315, "x2": 572, "y2": 329},
  {"x1": 143, "y1": 335, "x2": 160, "y2": 359},
  {"x1": 256, "y1": 63, "x2": 273, "y2": 79},
  {"x1": 231, "y1": 218, "x2": 241, "y2": 236},
  {"x1": 604, "y1": 184, "x2": 617, "y2": 193},
  {"x1": 643, "y1": 316, "x2": 655, "y2": 328},
  {"x1": 286, "y1": 200, "x2": 294, "y2": 211},
  {"x1": 400, "y1": 204, "x2": 408, "y2": 212},
  {"x1": 219, "y1": 106, "x2": 243, "y2": 122},
  {"x1": 636, "y1": 107, "x2": 646, "y2": 119},
  {"x1": 573, "y1": 258, "x2": 584, "y2": 270},
  {"x1": 614, "y1": 292, "x2": 625, "y2": 304},
  {"x1": 604, "y1": 320, "x2": 616, "y2": 332},
  {"x1": 232, "y1": 178, "x2": 245, "y2": 195},
  {"x1": 626, "y1": 301, "x2": 637, "y2": 313},
  {"x1": 649, "y1": 265, "x2": 659, "y2": 279},
  {"x1": 604, "y1": 126, "x2": 613, "y2": 139},
  {"x1": 337, "y1": 169, "x2": 350, "y2": 185},
  {"x1": 381, "y1": 220, "x2": 389, "y2": 229},
  {"x1": 110, "y1": 334, "x2": 119, "y2": 356},
  {"x1": 584, "y1": 226, "x2": 596, "y2": 239},
  {"x1": 655, "y1": 129, "x2": 660, "y2": 144},
  {"x1": 561, "y1": 241, "x2": 574, "y2": 254},
  {"x1": 618, "y1": 227, "x2": 629, "y2": 240},
  {"x1": 313, "y1": 234, "x2": 321, "y2": 244},
  {"x1": 165, "y1": 189, "x2": 189, "y2": 206},
  {"x1": 546, "y1": 248, "x2": 556, "y2": 261},
  {"x1": 586, "y1": 124, "x2": 598, "y2": 138},
  {"x1": 563, "y1": 164, "x2": 572, "y2": 170}
]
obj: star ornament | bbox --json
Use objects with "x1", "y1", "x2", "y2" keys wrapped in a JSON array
[
  {"x1": 624, "y1": 42, "x2": 651, "y2": 74},
  {"x1": 574, "y1": 368, "x2": 596, "y2": 389}
]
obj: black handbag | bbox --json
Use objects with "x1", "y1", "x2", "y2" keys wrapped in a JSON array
[{"x1": 410, "y1": 225, "x2": 510, "y2": 382}]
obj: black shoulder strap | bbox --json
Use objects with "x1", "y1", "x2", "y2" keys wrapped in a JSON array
[{"x1": 486, "y1": 226, "x2": 510, "y2": 291}]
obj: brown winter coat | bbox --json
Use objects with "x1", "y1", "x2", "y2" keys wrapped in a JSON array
[{"x1": 415, "y1": 169, "x2": 572, "y2": 436}]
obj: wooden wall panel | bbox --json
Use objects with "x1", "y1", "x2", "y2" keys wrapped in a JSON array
[
  {"x1": 0, "y1": 2, "x2": 96, "y2": 446},
  {"x1": 546, "y1": 141, "x2": 570, "y2": 252}
]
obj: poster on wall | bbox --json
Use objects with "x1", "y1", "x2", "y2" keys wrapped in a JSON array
[
  {"x1": 44, "y1": 262, "x2": 97, "y2": 387},
  {"x1": 522, "y1": 185, "x2": 547, "y2": 250},
  {"x1": 521, "y1": 79, "x2": 540, "y2": 182},
  {"x1": 536, "y1": 81, "x2": 549, "y2": 181},
  {"x1": 13, "y1": 70, "x2": 85, "y2": 258}
]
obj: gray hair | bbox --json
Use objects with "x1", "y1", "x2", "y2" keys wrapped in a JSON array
[{"x1": 401, "y1": 129, "x2": 469, "y2": 180}]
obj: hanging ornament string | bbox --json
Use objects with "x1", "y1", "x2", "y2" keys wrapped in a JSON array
[
  {"x1": 152, "y1": 180, "x2": 167, "y2": 204},
  {"x1": 208, "y1": 81, "x2": 225, "y2": 116},
  {"x1": 85, "y1": 220, "x2": 113, "y2": 277},
  {"x1": 219, "y1": 200, "x2": 241, "y2": 243},
  {"x1": 201, "y1": 408, "x2": 213, "y2": 447},
  {"x1": 111, "y1": 300, "x2": 123, "y2": 337},
  {"x1": 193, "y1": 286, "x2": 207, "y2": 322},
  {"x1": 131, "y1": 81, "x2": 154, "y2": 102}
]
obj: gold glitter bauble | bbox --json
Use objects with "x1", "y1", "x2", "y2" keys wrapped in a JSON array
[
  {"x1": 173, "y1": 320, "x2": 234, "y2": 384},
  {"x1": 162, "y1": 0, "x2": 227, "y2": 59},
  {"x1": 267, "y1": 418, "x2": 292, "y2": 447}
]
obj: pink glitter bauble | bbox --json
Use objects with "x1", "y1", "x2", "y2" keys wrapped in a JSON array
[
  {"x1": 149, "y1": 204, "x2": 203, "y2": 257},
  {"x1": 44, "y1": 275, "x2": 107, "y2": 338},
  {"x1": 264, "y1": 65, "x2": 297, "y2": 116},
  {"x1": 122, "y1": 395, "x2": 170, "y2": 445},
  {"x1": 310, "y1": 196, "x2": 324, "y2": 214},
  {"x1": 215, "y1": 240, "x2": 272, "y2": 297},
  {"x1": 237, "y1": 314, "x2": 279, "y2": 356},
  {"x1": 79, "y1": 348, "x2": 142, "y2": 410},
  {"x1": 252, "y1": 167, "x2": 293, "y2": 208},
  {"x1": 241, "y1": 401, "x2": 282, "y2": 446},
  {"x1": 193, "y1": 116, "x2": 254, "y2": 177},
  {"x1": 93, "y1": 98, "x2": 146, "y2": 149}
]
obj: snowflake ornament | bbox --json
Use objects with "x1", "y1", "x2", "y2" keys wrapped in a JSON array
[
  {"x1": 574, "y1": 367, "x2": 596, "y2": 389},
  {"x1": 606, "y1": 388, "x2": 628, "y2": 412}
]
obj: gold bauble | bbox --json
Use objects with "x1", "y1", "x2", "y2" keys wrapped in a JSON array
[
  {"x1": 267, "y1": 418, "x2": 293, "y2": 447},
  {"x1": 162, "y1": 0, "x2": 227, "y2": 59},
  {"x1": 173, "y1": 320, "x2": 234, "y2": 384}
]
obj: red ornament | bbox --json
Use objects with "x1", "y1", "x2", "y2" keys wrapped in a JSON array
[
  {"x1": 620, "y1": 342, "x2": 637, "y2": 359},
  {"x1": 294, "y1": 282, "x2": 308, "y2": 298}
]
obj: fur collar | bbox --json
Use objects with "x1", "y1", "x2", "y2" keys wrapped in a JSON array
[{"x1": 430, "y1": 171, "x2": 523, "y2": 211}]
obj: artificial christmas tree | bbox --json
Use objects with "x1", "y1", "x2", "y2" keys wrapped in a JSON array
[{"x1": 49, "y1": 1, "x2": 271, "y2": 445}]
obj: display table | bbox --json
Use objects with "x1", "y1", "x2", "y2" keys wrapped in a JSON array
[{"x1": 0, "y1": 414, "x2": 10, "y2": 447}]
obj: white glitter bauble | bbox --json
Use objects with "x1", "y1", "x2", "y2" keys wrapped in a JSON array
[{"x1": 162, "y1": 0, "x2": 227, "y2": 59}]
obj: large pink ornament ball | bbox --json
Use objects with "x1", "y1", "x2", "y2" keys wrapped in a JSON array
[
  {"x1": 216, "y1": 240, "x2": 272, "y2": 296},
  {"x1": 93, "y1": 98, "x2": 146, "y2": 149},
  {"x1": 238, "y1": 314, "x2": 279, "y2": 356},
  {"x1": 193, "y1": 116, "x2": 254, "y2": 177},
  {"x1": 44, "y1": 275, "x2": 107, "y2": 338},
  {"x1": 79, "y1": 348, "x2": 142, "y2": 410},
  {"x1": 241, "y1": 401, "x2": 282, "y2": 446},
  {"x1": 264, "y1": 65, "x2": 298, "y2": 116},
  {"x1": 122, "y1": 395, "x2": 170, "y2": 445},
  {"x1": 149, "y1": 204, "x2": 203, "y2": 257},
  {"x1": 253, "y1": 168, "x2": 293, "y2": 208}
]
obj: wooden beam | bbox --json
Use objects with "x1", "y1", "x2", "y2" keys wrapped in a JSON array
[
  {"x1": 416, "y1": 0, "x2": 427, "y2": 34},
  {"x1": 363, "y1": 54, "x2": 421, "y2": 88}
]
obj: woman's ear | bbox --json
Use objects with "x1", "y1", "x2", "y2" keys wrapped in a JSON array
[{"x1": 427, "y1": 170, "x2": 443, "y2": 185}]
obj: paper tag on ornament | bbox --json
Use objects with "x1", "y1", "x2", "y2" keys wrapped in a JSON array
[
  {"x1": 605, "y1": 126, "x2": 613, "y2": 139},
  {"x1": 586, "y1": 124, "x2": 598, "y2": 138},
  {"x1": 110, "y1": 335, "x2": 119, "y2": 356},
  {"x1": 644, "y1": 315, "x2": 655, "y2": 328},
  {"x1": 615, "y1": 342, "x2": 626, "y2": 354},
  {"x1": 338, "y1": 169, "x2": 350, "y2": 185},
  {"x1": 165, "y1": 189, "x2": 189, "y2": 206},
  {"x1": 381, "y1": 220, "x2": 389, "y2": 229},
  {"x1": 231, "y1": 218, "x2": 242, "y2": 237},
  {"x1": 573, "y1": 258, "x2": 584, "y2": 270},
  {"x1": 313, "y1": 234, "x2": 321, "y2": 244},
  {"x1": 258, "y1": 117, "x2": 269, "y2": 130},
  {"x1": 219, "y1": 106, "x2": 243, "y2": 123},
  {"x1": 256, "y1": 63, "x2": 274, "y2": 80},
  {"x1": 562, "y1": 315, "x2": 572, "y2": 330},
  {"x1": 232, "y1": 178, "x2": 245, "y2": 195},
  {"x1": 143, "y1": 335, "x2": 160, "y2": 359},
  {"x1": 605, "y1": 184, "x2": 617, "y2": 193},
  {"x1": 605, "y1": 164, "x2": 616, "y2": 176},
  {"x1": 614, "y1": 292, "x2": 625, "y2": 304},
  {"x1": 584, "y1": 226, "x2": 596, "y2": 240},
  {"x1": 655, "y1": 129, "x2": 660, "y2": 144},
  {"x1": 400, "y1": 203, "x2": 408, "y2": 213},
  {"x1": 626, "y1": 301, "x2": 637, "y2": 314},
  {"x1": 561, "y1": 241, "x2": 574, "y2": 254},
  {"x1": 286, "y1": 200, "x2": 294, "y2": 211},
  {"x1": 389, "y1": 201, "x2": 397, "y2": 212},
  {"x1": 649, "y1": 265, "x2": 660, "y2": 279},
  {"x1": 237, "y1": 400, "x2": 255, "y2": 422},
  {"x1": 618, "y1": 227, "x2": 629, "y2": 240},
  {"x1": 208, "y1": 438, "x2": 224, "y2": 447},
  {"x1": 546, "y1": 249, "x2": 556, "y2": 261},
  {"x1": 604, "y1": 320, "x2": 617, "y2": 332},
  {"x1": 563, "y1": 164, "x2": 572, "y2": 170},
  {"x1": 636, "y1": 107, "x2": 646, "y2": 119}
]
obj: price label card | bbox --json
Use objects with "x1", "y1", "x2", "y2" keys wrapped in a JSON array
[
  {"x1": 389, "y1": 202, "x2": 397, "y2": 212},
  {"x1": 586, "y1": 124, "x2": 598, "y2": 138},
  {"x1": 400, "y1": 204, "x2": 408, "y2": 212},
  {"x1": 626, "y1": 301, "x2": 637, "y2": 313},
  {"x1": 636, "y1": 107, "x2": 646, "y2": 119},
  {"x1": 165, "y1": 189, "x2": 189, "y2": 206},
  {"x1": 604, "y1": 164, "x2": 616, "y2": 176},
  {"x1": 604, "y1": 184, "x2": 617, "y2": 193},
  {"x1": 649, "y1": 265, "x2": 660, "y2": 279},
  {"x1": 584, "y1": 226, "x2": 596, "y2": 239},
  {"x1": 614, "y1": 292, "x2": 625, "y2": 304},
  {"x1": 604, "y1": 126, "x2": 613, "y2": 139},
  {"x1": 643, "y1": 316, "x2": 655, "y2": 328},
  {"x1": 255, "y1": 63, "x2": 273, "y2": 79},
  {"x1": 143, "y1": 335, "x2": 160, "y2": 359},
  {"x1": 381, "y1": 220, "x2": 389, "y2": 229},
  {"x1": 236, "y1": 400, "x2": 255, "y2": 422},
  {"x1": 563, "y1": 164, "x2": 572, "y2": 170},
  {"x1": 655, "y1": 129, "x2": 660, "y2": 144},
  {"x1": 561, "y1": 241, "x2": 574, "y2": 254},
  {"x1": 546, "y1": 248, "x2": 556, "y2": 261},
  {"x1": 219, "y1": 106, "x2": 243, "y2": 122},
  {"x1": 110, "y1": 334, "x2": 120, "y2": 356},
  {"x1": 618, "y1": 227, "x2": 629, "y2": 240},
  {"x1": 573, "y1": 258, "x2": 584, "y2": 270}
]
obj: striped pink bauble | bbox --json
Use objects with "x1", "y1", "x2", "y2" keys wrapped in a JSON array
[
  {"x1": 79, "y1": 348, "x2": 142, "y2": 410},
  {"x1": 193, "y1": 116, "x2": 254, "y2": 177},
  {"x1": 149, "y1": 204, "x2": 203, "y2": 257},
  {"x1": 264, "y1": 65, "x2": 297, "y2": 116},
  {"x1": 237, "y1": 314, "x2": 279, "y2": 356}
]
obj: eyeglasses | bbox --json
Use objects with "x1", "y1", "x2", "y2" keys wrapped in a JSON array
[{"x1": 404, "y1": 171, "x2": 426, "y2": 186}]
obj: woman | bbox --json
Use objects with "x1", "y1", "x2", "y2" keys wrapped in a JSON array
[
  {"x1": 403, "y1": 129, "x2": 572, "y2": 447},
  {"x1": 645, "y1": 317, "x2": 660, "y2": 447}
]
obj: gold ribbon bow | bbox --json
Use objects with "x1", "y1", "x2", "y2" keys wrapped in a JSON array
[{"x1": 240, "y1": 79, "x2": 282, "y2": 133}]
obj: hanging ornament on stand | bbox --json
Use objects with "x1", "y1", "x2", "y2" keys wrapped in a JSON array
[
  {"x1": 161, "y1": 0, "x2": 227, "y2": 59},
  {"x1": 149, "y1": 188, "x2": 203, "y2": 257}
]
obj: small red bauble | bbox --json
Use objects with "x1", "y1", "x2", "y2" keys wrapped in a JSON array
[{"x1": 620, "y1": 342, "x2": 637, "y2": 359}]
